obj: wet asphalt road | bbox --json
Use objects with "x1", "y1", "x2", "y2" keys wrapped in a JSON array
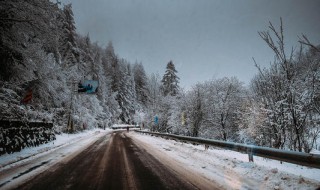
[{"x1": 15, "y1": 131, "x2": 203, "y2": 190}]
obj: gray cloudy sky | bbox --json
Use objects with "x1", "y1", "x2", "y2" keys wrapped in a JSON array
[{"x1": 60, "y1": 0, "x2": 320, "y2": 89}]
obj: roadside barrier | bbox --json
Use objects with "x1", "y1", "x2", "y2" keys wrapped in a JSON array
[
  {"x1": 112, "y1": 124, "x2": 141, "y2": 130},
  {"x1": 0, "y1": 120, "x2": 55, "y2": 155},
  {"x1": 135, "y1": 130, "x2": 320, "y2": 169}
]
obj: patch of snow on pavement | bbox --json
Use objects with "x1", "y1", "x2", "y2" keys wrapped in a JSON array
[{"x1": 130, "y1": 132, "x2": 320, "y2": 190}]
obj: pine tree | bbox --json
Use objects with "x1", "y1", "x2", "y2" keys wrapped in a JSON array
[
  {"x1": 161, "y1": 60, "x2": 180, "y2": 96},
  {"x1": 104, "y1": 42, "x2": 120, "y2": 93},
  {"x1": 0, "y1": 0, "x2": 62, "y2": 82},
  {"x1": 117, "y1": 61, "x2": 136, "y2": 123},
  {"x1": 60, "y1": 3, "x2": 78, "y2": 66},
  {"x1": 133, "y1": 62, "x2": 149, "y2": 107}
]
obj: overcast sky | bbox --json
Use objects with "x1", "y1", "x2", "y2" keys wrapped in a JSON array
[{"x1": 59, "y1": 0, "x2": 320, "y2": 89}]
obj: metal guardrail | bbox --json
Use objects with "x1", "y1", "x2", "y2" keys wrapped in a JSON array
[
  {"x1": 135, "y1": 130, "x2": 320, "y2": 169},
  {"x1": 112, "y1": 124, "x2": 141, "y2": 130}
]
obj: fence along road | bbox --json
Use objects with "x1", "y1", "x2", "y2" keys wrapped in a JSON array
[{"x1": 135, "y1": 130, "x2": 320, "y2": 169}]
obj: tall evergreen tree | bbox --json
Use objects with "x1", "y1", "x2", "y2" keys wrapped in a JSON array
[
  {"x1": 60, "y1": 3, "x2": 78, "y2": 65},
  {"x1": 161, "y1": 60, "x2": 180, "y2": 96},
  {"x1": 117, "y1": 61, "x2": 136, "y2": 123},
  {"x1": 104, "y1": 42, "x2": 120, "y2": 93},
  {"x1": 0, "y1": 0, "x2": 61, "y2": 82},
  {"x1": 133, "y1": 62, "x2": 149, "y2": 107}
]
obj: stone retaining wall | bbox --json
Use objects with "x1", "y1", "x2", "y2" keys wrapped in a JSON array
[{"x1": 0, "y1": 120, "x2": 55, "y2": 155}]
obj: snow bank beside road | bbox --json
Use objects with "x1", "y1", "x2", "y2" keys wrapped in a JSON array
[
  {"x1": 0, "y1": 128, "x2": 111, "y2": 168},
  {"x1": 130, "y1": 132, "x2": 320, "y2": 190},
  {"x1": 0, "y1": 128, "x2": 112, "y2": 189}
]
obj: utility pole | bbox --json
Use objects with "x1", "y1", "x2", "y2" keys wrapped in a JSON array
[{"x1": 67, "y1": 78, "x2": 77, "y2": 133}]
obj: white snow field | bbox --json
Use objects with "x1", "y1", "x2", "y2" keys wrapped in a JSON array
[{"x1": 129, "y1": 132, "x2": 320, "y2": 190}]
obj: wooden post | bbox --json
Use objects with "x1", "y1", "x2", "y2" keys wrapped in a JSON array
[{"x1": 248, "y1": 148, "x2": 254, "y2": 162}]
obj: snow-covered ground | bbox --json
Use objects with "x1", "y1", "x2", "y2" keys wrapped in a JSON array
[
  {"x1": 0, "y1": 128, "x2": 111, "y2": 168},
  {"x1": 0, "y1": 128, "x2": 113, "y2": 189},
  {"x1": 1, "y1": 129, "x2": 319, "y2": 190},
  {"x1": 129, "y1": 132, "x2": 320, "y2": 190}
]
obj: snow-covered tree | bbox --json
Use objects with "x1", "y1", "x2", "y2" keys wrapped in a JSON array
[
  {"x1": 200, "y1": 77, "x2": 245, "y2": 141},
  {"x1": 252, "y1": 19, "x2": 320, "y2": 152},
  {"x1": 133, "y1": 62, "x2": 149, "y2": 107},
  {"x1": 237, "y1": 92, "x2": 268, "y2": 145},
  {"x1": 116, "y1": 61, "x2": 137, "y2": 123},
  {"x1": 145, "y1": 72, "x2": 175, "y2": 132},
  {"x1": 161, "y1": 61, "x2": 180, "y2": 96},
  {"x1": 148, "y1": 73, "x2": 162, "y2": 110},
  {"x1": 104, "y1": 42, "x2": 120, "y2": 93},
  {"x1": 187, "y1": 85, "x2": 204, "y2": 137},
  {"x1": 0, "y1": 0, "x2": 62, "y2": 82},
  {"x1": 60, "y1": 3, "x2": 78, "y2": 66}
]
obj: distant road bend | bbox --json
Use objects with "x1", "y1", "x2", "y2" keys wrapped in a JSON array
[{"x1": 6, "y1": 131, "x2": 219, "y2": 190}]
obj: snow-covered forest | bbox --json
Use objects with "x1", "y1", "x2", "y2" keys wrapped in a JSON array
[{"x1": 1, "y1": 1, "x2": 319, "y2": 153}]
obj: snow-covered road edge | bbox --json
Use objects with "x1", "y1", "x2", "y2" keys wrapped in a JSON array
[
  {"x1": 0, "y1": 128, "x2": 113, "y2": 189},
  {"x1": 0, "y1": 128, "x2": 112, "y2": 169},
  {"x1": 129, "y1": 132, "x2": 320, "y2": 190}
]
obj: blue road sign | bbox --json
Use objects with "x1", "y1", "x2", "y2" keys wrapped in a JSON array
[{"x1": 154, "y1": 116, "x2": 158, "y2": 125}]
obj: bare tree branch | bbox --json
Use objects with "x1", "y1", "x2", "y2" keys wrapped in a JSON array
[{"x1": 298, "y1": 34, "x2": 320, "y2": 52}]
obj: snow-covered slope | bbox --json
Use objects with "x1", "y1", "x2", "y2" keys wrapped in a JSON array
[{"x1": 129, "y1": 132, "x2": 320, "y2": 190}]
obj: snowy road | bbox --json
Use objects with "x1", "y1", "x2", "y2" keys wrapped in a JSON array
[
  {"x1": 0, "y1": 131, "x2": 220, "y2": 190},
  {"x1": 1, "y1": 129, "x2": 319, "y2": 190}
]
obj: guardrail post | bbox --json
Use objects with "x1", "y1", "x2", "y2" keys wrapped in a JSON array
[{"x1": 248, "y1": 146, "x2": 254, "y2": 162}]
